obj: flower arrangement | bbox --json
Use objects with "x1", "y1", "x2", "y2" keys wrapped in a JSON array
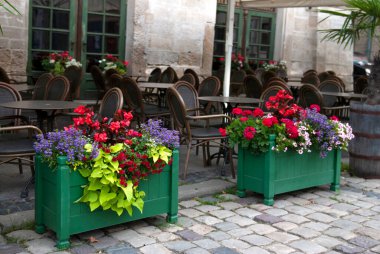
[
  {"x1": 34, "y1": 106, "x2": 179, "y2": 216},
  {"x1": 99, "y1": 54, "x2": 129, "y2": 75},
  {"x1": 42, "y1": 51, "x2": 82, "y2": 75},
  {"x1": 218, "y1": 53, "x2": 250, "y2": 71},
  {"x1": 219, "y1": 90, "x2": 354, "y2": 158},
  {"x1": 259, "y1": 60, "x2": 287, "y2": 72}
]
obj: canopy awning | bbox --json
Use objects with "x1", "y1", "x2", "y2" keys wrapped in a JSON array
[{"x1": 240, "y1": 0, "x2": 346, "y2": 8}]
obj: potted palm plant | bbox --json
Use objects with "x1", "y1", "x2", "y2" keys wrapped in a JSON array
[
  {"x1": 33, "y1": 106, "x2": 180, "y2": 249},
  {"x1": 219, "y1": 90, "x2": 354, "y2": 205}
]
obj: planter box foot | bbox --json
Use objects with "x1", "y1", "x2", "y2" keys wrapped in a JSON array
[
  {"x1": 330, "y1": 183, "x2": 340, "y2": 192},
  {"x1": 236, "y1": 190, "x2": 246, "y2": 198},
  {"x1": 35, "y1": 225, "x2": 46, "y2": 234},
  {"x1": 56, "y1": 240, "x2": 70, "y2": 250},
  {"x1": 167, "y1": 214, "x2": 178, "y2": 223},
  {"x1": 264, "y1": 197, "x2": 274, "y2": 206}
]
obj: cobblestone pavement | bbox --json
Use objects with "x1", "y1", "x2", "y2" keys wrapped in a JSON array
[{"x1": 2, "y1": 174, "x2": 380, "y2": 254}]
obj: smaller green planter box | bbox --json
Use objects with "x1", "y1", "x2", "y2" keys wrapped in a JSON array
[
  {"x1": 236, "y1": 136, "x2": 341, "y2": 205},
  {"x1": 35, "y1": 150, "x2": 179, "y2": 249}
]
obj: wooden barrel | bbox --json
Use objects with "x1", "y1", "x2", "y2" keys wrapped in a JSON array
[{"x1": 349, "y1": 101, "x2": 380, "y2": 178}]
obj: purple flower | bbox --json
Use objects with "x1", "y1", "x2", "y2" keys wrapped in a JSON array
[{"x1": 140, "y1": 119, "x2": 180, "y2": 148}]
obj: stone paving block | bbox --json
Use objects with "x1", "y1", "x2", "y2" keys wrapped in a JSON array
[
  {"x1": 90, "y1": 235, "x2": 120, "y2": 250},
  {"x1": 265, "y1": 231, "x2": 299, "y2": 244},
  {"x1": 234, "y1": 207, "x2": 262, "y2": 219},
  {"x1": 70, "y1": 244, "x2": 97, "y2": 254},
  {"x1": 290, "y1": 239, "x2": 327, "y2": 254},
  {"x1": 207, "y1": 231, "x2": 231, "y2": 241},
  {"x1": 355, "y1": 227, "x2": 380, "y2": 241},
  {"x1": 177, "y1": 229, "x2": 204, "y2": 241},
  {"x1": 312, "y1": 235, "x2": 343, "y2": 248},
  {"x1": 227, "y1": 228, "x2": 252, "y2": 237},
  {"x1": 160, "y1": 224, "x2": 183, "y2": 233},
  {"x1": 210, "y1": 246, "x2": 240, "y2": 254},
  {"x1": 305, "y1": 204, "x2": 330, "y2": 212},
  {"x1": 209, "y1": 209, "x2": 236, "y2": 219},
  {"x1": 152, "y1": 231, "x2": 180, "y2": 242},
  {"x1": 284, "y1": 205, "x2": 314, "y2": 216},
  {"x1": 313, "y1": 190, "x2": 336, "y2": 198},
  {"x1": 164, "y1": 240, "x2": 196, "y2": 252},
  {"x1": 221, "y1": 239, "x2": 250, "y2": 250},
  {"x1": 302, "y1": 221, "x2": 330, "y2": 231},
  {"x1": 195, "y1": 205, "x2": 221, "y2": 213},
  {"x1": 25, "y1": 238, "x2": 57, "y2": 254},
  {"x1": 6, "y1": 229, "x2": 43, "y2": 241},
  {"x1": 272, "y1": 221, "x2": 298, "y2": 231},
  {"x1": 189, "y1": 224, "x2": 215, "y2": 235},
  {"x1": 247, "y1": 224, "x2": 277, "y2": 235},
  {"x1": 371, "y1": 205, "x2": 380, "y2": 212},
  {"x1": 249, "y1": 204, "x2": 271, "y2": 211},
  {"x1": 110, "y1": 229, "x2": 156, "y2": 248},
  {"x1": 218, "y1": 202, "x2": 243, "y2": 210},
  {"x1": 235, "y1": 196, "x2": 261, "y2": 206},
  {"x1": 218, "y1": 194, "x2": 239, "y2": 201},
  {"x1": 312, "y1": 197, "x2": 337, "y2": 206},
  {"x1": 345, "y1": 177, "x2": 365, "y2": 184},
  {"x1": 0, "y1": 243, "x2": 25, "y2": 254},
  {"x1": 354, "y1": 209, "x2": 377, "y2": 217},
  {"x1": 298, "y1": 193, "x2": 320, "y2": 199},
  {"x1": 177, "y1": 217, "x2": 198, "y2": 228},
  {"x1": 129, "y1": 220, "x2": 150, "y2": 229},
  {"x1": 240, "y1": 246, "x2": 270, "y2": 254},
  {"x1": 240, "y1": 234, "x2": 273, "y2": 246},
  {"x1": 289, "y1": 226, "x2": 321, "y2": 238},
  {"x1": 352, "y1": 200, "x2": 375, "y2": 209},
  {"x1": 286, "y1": 197, "x2": 312, "y2": 206},
  {"x1": 343, "y1": 214, "x2": 368, "y2": 223},
  {"x1": 105, "y1": 243, "x2": 139, "y2": 254},
  {"x1": 199, "y1": 196, "x2": 219, "y2": 204},
  {"x1": 325, "y1": 227, "x2": 357, "y2": 240},
  {"x1": 225, "y1": 215, "x2": 255, "y2": 227},
  {"x1": 193, "y1": 239, "x2": 221, "y2": 250},
  {"x1": 273, "y1": 200, "x2": 293, "y2": 208},
  {"x1": 254, "y1": 214, "x2": 283, "y2": 224},
  {"x1": 349, "y1": 236, "x2": 380, "y2": 249},
  {"x1": 214, "y1": 222, "x2": 239, "y2": 231},
  {"x1": 179, "y1": 208, "x2": 205, "y2": 218},
  {"x1": 265, "y1": 243, "x2": 295, "y2": 254},
  {"x1": 331, "y1": 219, "x2": 362, "y2": 231},
  {"x1": 371, "y1": 245, "x2": 380, "y2": 253},
  {"x1": 264, "y1": 208, "x2": 288, "y2": 216},
  {"x1": 195, "y1": 215, "x2": 223, "y2": 225},
  {"x1": 135, "y1": 225, "x2": 163, "y2": 236},
  {"x1": 331, "y1": 203, "x2": 359, "y2": 212},
  {"x1": 140, "y1": 243, "x2": 173, "y2": 254},
  {"x1": 323, "y1": 208, "x2": 349, "y2": 218},
  {"x1": 184, "y1": 247, "x2": 211, "y2": 254},
  {"x1": 306, "y1": 212, "x2": 335, "y2": 223},
  {"x1": 281, "y1": 214, "x2": 310, "y2": 224},
  {"x1": 179, "y1": 200, "x2": 201, "y2": 208},
  {"x1": 333, "y1": 244, "x2": 365, "y2": 254}
]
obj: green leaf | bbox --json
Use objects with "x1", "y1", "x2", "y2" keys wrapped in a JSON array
[
  {"x1": 120, "y1": 180, "x2": 133, "y2": 201},
  {"x1": 90, "y1": 168, "x2": 103, "y2": 178},
  {"x1": 78, "y1": 167, "x2": 91, "y2": 178},
  {"x1": 99, "y1": 188, "x2": 116, "y2": 205},
  {"x1": 89, "y1": 201, "x2": 100, "y2": 211},
  {"x1": 87, "y1": 191, "x2": 99, "y2": 202},
  {"x1": 110, "y1": 143, "x2": 123, "y2": 153},
  {"x1": 132, "y1": 197, "x2": 144, "y2": 213},
  {"x1": 111, "y1": 206, "x2": 123, "y2": 216},
  {"x1": 88, "y1": 179, "x2": 103, "y2": 190}
]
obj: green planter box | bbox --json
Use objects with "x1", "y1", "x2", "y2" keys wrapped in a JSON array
[
  {"x1": 35, "y1": 150, "x2": 179, "y2": 249},
  {"x1": 236, "y1": 136, "x2": 341, "y2": 205}
]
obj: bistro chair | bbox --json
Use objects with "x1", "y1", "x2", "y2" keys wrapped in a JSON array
[
  {"x1": 318, "y1": 80, "x2": 350, "y2": 119},
  {"x1": 326, "y1": 75, "x2": 346, "y2": 91},
  {"x1": 63, "y1": 65, "x2": 83, "y2": 100},
  {"x1": 138, "y1": 68, "x2": 162, "y2": 105},
  {"x1": 298, "y1": 84, "x2": 324, "y2": 109},
  {"x1": 161, "y1": 67, "x2": 178, "y2": 83},
  {"x1": 230, "y1": 70, "x2": 246, "y2": 96},
  {"x1": 166, "y1": 87, "x2": 235, "y2": 180},
  {"x1": 32, "y1": 73, "x2": 54, "y2": 100},
  {"x1": 260, "y1": 86, "x2": 292, "y2": 111},
  {"x1": 303, "y1": 69, "x2": 317, "y2": 76},
  {"x1": 198, "y1": 76, "x2": 221, "y2": 114},
  {"x1": 261, "y1": 70, "x2": 276, "y2": 86},
  {"x1": 317, "y1": 71, "x2": 331, "y2": 83},
  {"x1": 275, "y1": 68, "x2": 288, "y2": 81},
  {"x1": 301, "y1": 73, "x2": 320, "y2": 87},
  {"x1": 263, "y1": 78, "x2": 289, "y2": 91},
  {"x1": 179, "y1": 73, "x2": 196, "y2": 87},
  {"x1": 90, "y1": 65, "x2": 107, "y2": 105},
  {"x1": 354, "y1": 76, "x2": 369, "y2": 94},
  {"x1": 107, "y1": 73, "x2": 123, "y2": 89},
  {"x1": 97, "y1": 87, "x2": 124, "y2": 119},
  {"x1": 184, "y1": 68, "x2": 200, "y2": 90},
  {"x1": 243, "y1": 75, "x2": 262, "y2": 99}
]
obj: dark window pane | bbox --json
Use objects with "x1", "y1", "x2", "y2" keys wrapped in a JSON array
[
  {"x1": 259, "y1": 46, "x2": 269, "y2": 59},
  {"x1": 87, "y1": 35, "x2": 103, "y2": 53},
  {"x1": 250, "y1": 31, "x2": 259, "y2": 44},
  {"x1": 233, "y1": 43, "x2": 238, "y2": 54},
  {"x1": 105, "y1": 16, "x2": 119, "y2": 34},
  {"x1": 234, "y1": 13, "x2": 240, "y2": 26},
  {"x1": 248, "y1": 46, "x2": 258, "y2": 58},
  {"x1": 233, "y1": 28, "x2": 238, "y2": 43},
  {"x1": 86, "y1": 55, "x2": 102, "y2": 72},
  {"x1": 53, "y1": 10, "x2": 69, "y2": 29},
  {"x1": 32, "y1": 30, "x2": 50, "y2": 49},
  {"x1": 250, "y1": 17, "x2": 259, "y2": 29},
  {"x1": 33, "y1": 0, "x2": 50, "y2": 6},
  {"x1": 32, "y1": 8, "x2": 50, "y2": 28},
  {"x1": 88, "y1": 0, "x2": 104, "y2": 12},
  {"x1": 88, "y1": 14, "x2": 103, "y2": 33},
  {"x1": 52, "y1": 32, "x2": 69, "y2": 50},
  {"x1": 53, "y1": 0, "x2": 69, "y2": 9},
  {"x1": 213, "y1": 42, "x2": 224, "y2": 56},
  {"x1": 105, "y1": 36, "x2": 118, "y2": 54},
  {"x1": 261, "y1": 32, "x2": 270, "y2": 44},
  {"x1": 215, "y1": 27, "x2": 225, "y2": 40},
  {"x1": 216, "y1": 12, "x2": 226, "y2": 25},
  {"x1": 262, "y1": 18, "x2": 271, "y2": 30},
  {"x1": 106, "y1": 0, "x2": 120, "y2": 14},
  {"x1": 32, "y1": 51, "x2": 50, "y2": 71}
]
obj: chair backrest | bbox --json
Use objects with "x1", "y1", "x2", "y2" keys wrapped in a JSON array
[
  {"x1": 259, "y1": 86, "x2": 290, "y2": 111},
  {"x1": 32, "y1": 73, "x2": 54, "y2": 100},
  {"x1": 90, "y1": 65, "x2": 106, "y2": 97},
  {"x1": 44, "y1": 75, "x2": 70, "y2": 101},
  {"x1": 318, "y1": 80, "x2": 342, "y2": 107},
  {"x1": 354, "y1": 76, "x2": 369, "y2": 94},
  {"x1": 63, "y1": 66, "x2": 83, "y2": 100},
  {"x1": 263, "y1": 79, "x2": 291, "y2": 94},
  {"x1": 179, "y1": 73, "x2": 196, "y2": 86},
  {"x1": 243, "y1": 75, "x2": 262, "y2": 99},
  {"x1": 173, "y1": 81, "x2": 199, "y2": 116},
  {"x1": 167, "y1": 87, "x2": 189, "y2": 134},
  {"x1": 160, "y1": 67, "x2": 177, "y2": 83},
  {"x1": 231, "y1": 70, "x2": 246, "y2": 83},
  {"x1": 298, "y1": 83, "x2": 323, "y2": 108},
  {"x1": 148, "y1": 68, "x2": 162, "y2": 82},
  {"x1": 104, "y1": 68, "x2": 119, "y2": 89},
  {"x1": 301, "y1": 73, "x2": 320, "y2": 87},
  {"x1": 326, "y1": 70, "x2": 336, "y2": 76},
  {"x1": 0, "y1": 82, "x2": 21, "y2": 125},
  {"x1": 261, "y1": 70, "x2": 276, "y2": 86},
  {"x1": 0, "y1": 67, "x2": 10, "y2": 83},
  {"x1": 326, "y1": 75, "x2": 345, "y2": 91},
  {"x1": 184, "y1": 68, "x2": 200, "y2": 89},
  {"x1": 118, "y1": 77, "x2": 144, "y2": 112},
  {"x1": 303, "y1": 69, "x2": 317, "y2": 76},
  {"x1": 98, "y1": 87, "x2": 124, "y2": 119},
  {"x1": 317, "y1": 71, "x2": 331, "y2": 83},
  {"x1": 107, "y1": 73, "x2": 123, "y2": 89},
  {"x1": 198, "y1": 76, "x2": 220, "y2": 113}
]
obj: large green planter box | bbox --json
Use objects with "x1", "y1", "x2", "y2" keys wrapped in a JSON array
[
  {"x1": 236, "y1": 136, "x2": 341, "y2": 205},
  {"x1": 35, "y1": 150, "x2": 179, "y2": 249}
]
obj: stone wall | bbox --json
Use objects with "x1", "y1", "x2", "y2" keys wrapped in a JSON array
[
  {"x1": 126, "y1": 0, "x2": 217, "y2": 77},
  {"x1": 0, "y1": 2, "x2": 29, "y2": 82}
]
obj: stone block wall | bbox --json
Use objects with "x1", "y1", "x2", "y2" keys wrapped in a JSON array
[
  {"x1": 0, "y1": 2, "x2": 29, "y2": 82},
  {"x1": 126, "y1": 0, "x2": 217, "y2": 77}
]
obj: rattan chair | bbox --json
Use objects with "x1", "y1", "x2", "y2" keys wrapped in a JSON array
[
  {"x1": 198, "y1": 76, "x2": 221, "y2": 114},
  {"x1": 90, "y1": 65, "x2": 106, "y2": 104},
  {"x1": 303, "y1": 69, "x2": 317, "y2": 76},
  {"x1": 297, "y1": 84, "x2": 324, "y2": 109},
  {"x1": 317, "y1": 71, "x2": 331, "y2": 83},
  {"x1": 179, "y1": 73, "x2": 196, "y2": 87},
  {"x1": 32, "y1": 73, "x2": 54, "y2": 100},
  {"x1": 230, "y1": 70, "x2": 246, "y2": 96},
  {"x1": 260, "y1": 85, "x2": 292, "y2": 111},
  {"x1": 263, "y1": 78, "x2": 290, "y2": 92},
  {"x1": 275, "y1": 68, "x2": 288, "y2": 81},
  {"x1": 301, "y1": 73, "x2": 320, "y2": 87},
  {"x1": 167, "y1": 87, "x2": 235, "y2": 180},
  {"x1": 107, "y1": 73, "x2": 123, "y2": 89},
  {"x1": 318, "y1": 80, "x2": 350, "y2": 118},
  {"x1": 44, "y1": 75, "x2": 70, "y2": 101},
  {"x1": 354, "y1": 76, "x2": 368, "y2": 94},
  {"x1": 161, "y1": 67, "x2": 178, "y2": 83},
  {"x1": 97, "y1": 87, "x2": 124, "y2": 119},
  {"x1": 261, "y1": 70, "x2": 276, "y2": 86},
  {"x1": 63, "y1": 66, "x2": 83, "y2": 100},
  {"x1": 184, "y1": 68, "x2": 200, "y2": 90},
  {"x1": 243, "y1": 75, "x2": 262, "y2": 99}
]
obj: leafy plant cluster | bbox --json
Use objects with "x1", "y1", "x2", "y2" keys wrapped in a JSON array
[
  {"x1": 41, "y1": 51, "x2": 82, "y2": 75},
  {"x1": 99, "y1": 54, "x2": 129, "y2": 75},
  {"x1": 220, "y1": 90, "x2": 354, "y2": 157},
  {"x1": 218, "y1": 53, "x2": 250, "y2": 71},
  {"x1": 259, "y1": 60, "x2": 287, "y2": 72},
  {"x1": 34, "y1": 106, "x2": 179, "y2": 216}
]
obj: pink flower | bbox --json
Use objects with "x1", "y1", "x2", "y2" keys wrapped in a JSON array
[
  {"x1": 330, "y1": 115, "x2": 339, "y2": 121},
  {"x1": 243, "y1": 126, "x2": 256, "y2": 140},
  {"x1": 219, "y1": 128, "x2": 227, "y2": 136},
  {"x1": 94, "y1": 132, "x2": 108, "y2": 142}
]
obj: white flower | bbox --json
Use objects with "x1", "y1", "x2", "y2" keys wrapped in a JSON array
[{"x1": 50, "y1": 59, "x2": 55, "y2": 64}]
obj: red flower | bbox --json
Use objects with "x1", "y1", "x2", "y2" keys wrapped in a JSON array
[
  {"x1": 219, "y1": 57, "x2": 225, "y2": 62},
  {"x1": 123, "y1": 60, "x2": 129, "y2": 66},
  {"x1": 73, "y1": 117, "x2": 85, "y2": 126},
  {"x1": 74, "y1": 105, "x2": 88, "y2": 115},
  {"x1": 242, "y1": 110, "x2": 252, "y2": 116},
  {"x1": 253, "y1": 108, "x2": 264, "y2": 117},
  {"x1": 239, "y1": 117, "x2": 248, "y2": 122},
  {"x1": 243, "y1": 126, "x2": 256, "y2": 140},
  {"x1": 94, "y1": 132, "x2": 108, "y2": 142},
  {"x1": 310, "y1": 104, "x2": 320, "y2": 113},
  {"x1": 262, "y1": 116, "x2": 278, "y2": 127},
  {"x1": 330, "y1": 115, "x2": 339, "y2": 121},
  {"x1": 109, "y1": 121, "x2": 121, "y2": 132},
  {"x1": 219, "y1": 128, "x2": 227, "y2": 136},
  {"x1": 231, "y1": 108, "x2": 243, "y2": 115}
]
